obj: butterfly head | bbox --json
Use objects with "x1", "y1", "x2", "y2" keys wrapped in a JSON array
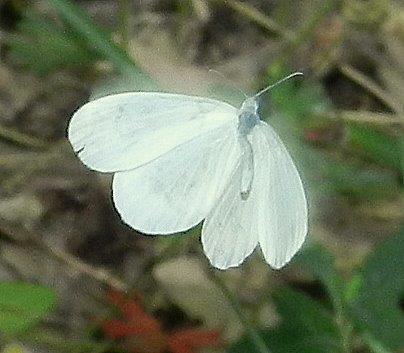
[{"x1": 240, "y1": 97, "x2": 259, "y2": 115}]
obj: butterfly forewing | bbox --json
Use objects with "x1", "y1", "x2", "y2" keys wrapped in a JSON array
[
  {"x1": 68, "y1": 92, "x2": 237, "y2": 173},
  {"x1": 254, "y1": 122, "x2": 307, "y2": 269}
]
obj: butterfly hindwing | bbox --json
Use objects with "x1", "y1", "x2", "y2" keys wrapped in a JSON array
[{"x1": 201, "y1": 160, "x2": 260, "y2": 270}]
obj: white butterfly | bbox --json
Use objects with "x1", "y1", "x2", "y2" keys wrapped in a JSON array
[{"x1": 68, "y1": 73, "x2": 307, "y2": 270}]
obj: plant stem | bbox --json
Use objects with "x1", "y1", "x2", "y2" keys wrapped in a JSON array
[
  {"x1": 291, "y1": 0, "x2": 335, "y2": 48},
  {"x1": 362, "y1": 332, "x2": 393, "y2": 353},
  {"x1": 209, "y1": 270, "x2": 271, "y2": 353},
  {"x1": 0, "y1": 124, "x2": 48, "y2": 149},
  {"x1": 41, "y1": 241, "x2": 129, "y2": 292},
  {"x1": 335, "y1": 310, "x2": 353, "y2": 353},
  {"x1": 339, "y1": 64, "x2": 404, "y2": 177},
  {"x1": 0, "y1": 219, "x2": 128, "y2": 292},
  {"x1": 219, "y1": 0, "x2": 294, "y2": 41},
  {"x1": 335, "y1": 110, "x2": 404, "y2": 125},
  {"x1": 118, "y1": 0, "x2": 132, "y2": 51},
  {"x1": 339, "y1": 65, "x2": 404, "y2": 115},
  {"x1": 276, "y1": 0, "x2": 336, "y2": 63}
]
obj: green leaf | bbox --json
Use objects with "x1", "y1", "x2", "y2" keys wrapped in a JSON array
[
  {"x1": 320, "y1": 158, "x2": 399, "y2": 198},
  {"x1": 352, "y1": 229, "x2": 404, "y2": 350},
  {"x1": 293, "y1": 244, "x2": 345, "y2": 314},
  {"x1": 0, "y1": 282, "x2": 56, "y2": 335},
  {"x1": 45, "y1": 0, "x2": 155, "y2": 88},
  {"x1": 229, "y1": 288, "x2": 343, "y2": 353},
  {"x1": 2, "y1": 343, "x2": 25, "y2": 353},
  {"x1": 361, "y1": 332, "x2": 394, "y2": 353},
  {"x1": 346, "y1": 123, "x2": 402, "y2": 170},
  {"x1": 8, "y1": 12, "x2": 97, "y2": 75},
  {"x1": 298, "y1": 145, "x2": 399, "y2": 199},
  {"x1": 344, "y1": 274, "x2": 363, "y2": 303}
]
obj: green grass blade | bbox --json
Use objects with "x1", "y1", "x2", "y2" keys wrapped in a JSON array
[{"x1": 45, "y1": 0, "x2": 154, "y2": 86}]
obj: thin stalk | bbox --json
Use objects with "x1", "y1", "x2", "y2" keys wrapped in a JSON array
[
  {"x1": 0, "y1": 219, "x2": 128, "y2": 292},
  {"x1": 37, "y1": 237, "x2": 129, "y2": 292},
  {"x1": 340, "y1": 65, "x2": 404, "y2": 115},
  {"x1": 335, "y1": 110, "x2": 404, "y2": 125},
  {"x1": 335, "y1": 309, "x2": 353, "y2": 353},
  {"x1": 399, "y1": 139, "x2": 404, "y2": 178},
  {"x1": 362, "y1": 332, "x2": 393, "y2": 353},
  {"x1": 118, "y1": 0, "x2": 132, "y2": 51},
  {"x1": 339, "y1": 64, "x2": 404, "y2": 178},
  {"x1": 0, "y1": 124, "x2": 48, "y2": 149},
  {"x1": 290, "y1": 0, "x2": 336, "y2": 48},
  {"x1": 220, "y1": 0, "x2": 294, "y2": 41},
  {"x1": 274, "y1": 0, "x2": 336, "y2": 64},
  {"x1": 319, "y1": 273, "x2": 351, "y2": 353},
  {"x1": 209, "y1": 271, "x2": 271, "y2": 353}
]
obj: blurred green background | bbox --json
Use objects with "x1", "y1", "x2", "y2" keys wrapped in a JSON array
[{"x1": 0, "y1": 1, "x2": 403, "y2": 353}]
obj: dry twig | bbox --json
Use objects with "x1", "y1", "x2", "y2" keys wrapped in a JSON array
[
  {"x1": 339, "y1": 65, "x2": 404, "y2": 116},
  {"x1": 218, "y1": 0, "x2": 294, "y2": 41},
  {"x1": 0, "y1": 220, "x2": 129, "y2": 292}
]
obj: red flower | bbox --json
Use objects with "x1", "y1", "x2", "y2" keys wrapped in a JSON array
[{"x1": 102, "y1": 290, "x2": 221, "y2": 353}]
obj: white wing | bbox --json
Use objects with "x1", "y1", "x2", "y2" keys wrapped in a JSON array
[
  {"x1": 254, "y1": 122, "x2": 307, "y2": 269},
  {"x1": 112, "y1": 123, "x2": 240, "y2": 234},
  {"x1": 201, "y1": 123, "x2": 307, "y2": 270},
  {"x1": 68, "y1": 92, "x2": 237, "y2": 172},
  {"x1": 201, "y1": 162, "x2": 260, "y2": 270}
]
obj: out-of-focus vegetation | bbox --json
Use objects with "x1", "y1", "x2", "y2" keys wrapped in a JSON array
[{"x1": 0, "y1": 1, "x2": 402, "y2": 353}]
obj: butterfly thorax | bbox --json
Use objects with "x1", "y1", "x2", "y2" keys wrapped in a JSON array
[{"x1": 238, "y1": 98, "x2": 260, "y2": 137}]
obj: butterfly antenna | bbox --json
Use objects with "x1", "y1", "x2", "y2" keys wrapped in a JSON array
[
  {"x1": 254, "y1": 72, "x2": 304, "y2": 99},
  {"x1": 208, "y1": 69, "x2": 248, "y2": 98}
]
